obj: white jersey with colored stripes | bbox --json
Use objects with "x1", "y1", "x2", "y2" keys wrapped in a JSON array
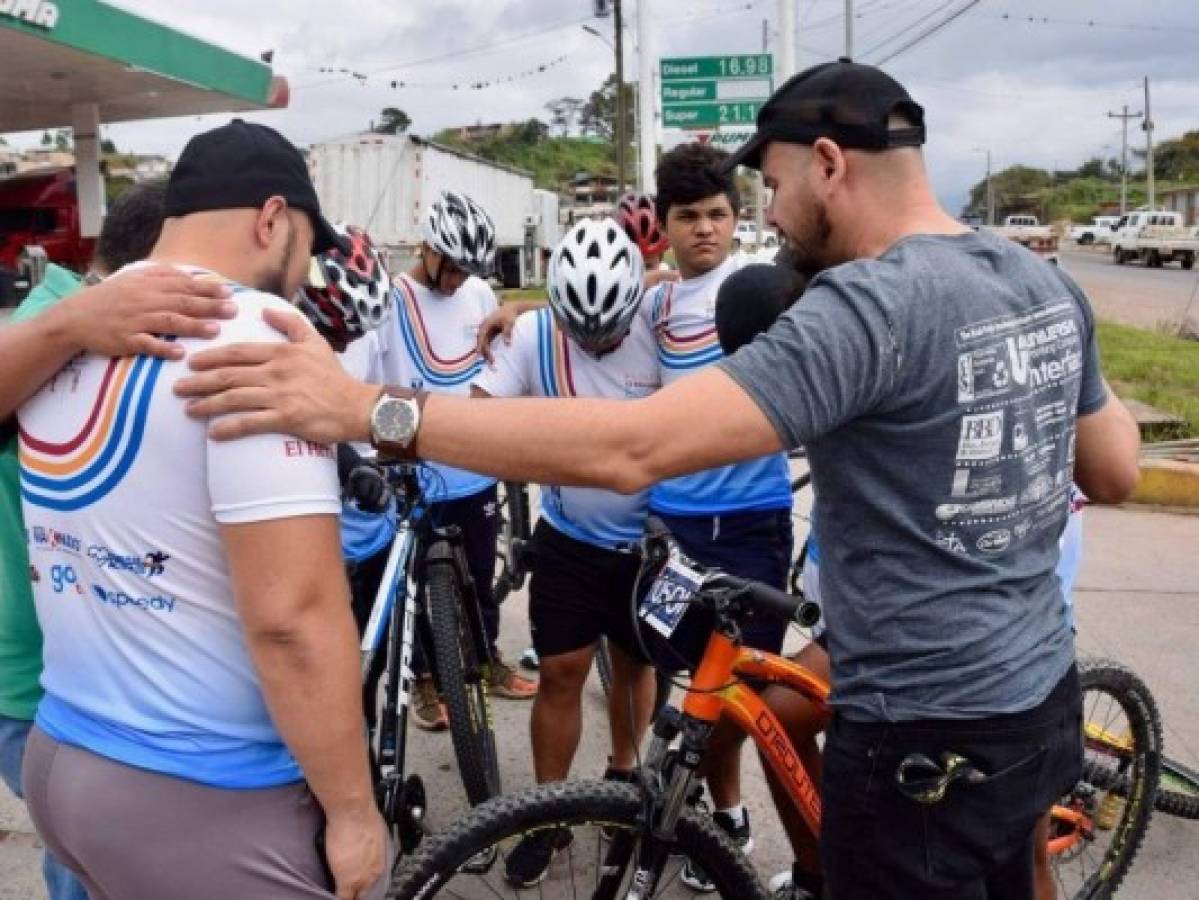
[
  {"x1": 474, "y1": 307, "x2": 660, "y2": 548},
  {"x1": 18, "y1": 267, "x2": 340, "y2": 789},
  {"x1": 368, "y1": 272, "x2": 498, "y2": 501}
]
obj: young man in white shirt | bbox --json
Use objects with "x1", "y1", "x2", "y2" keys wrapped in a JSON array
[
  {"x1": 473, "y1": 219, "x2": 659, "y2": 887},
  {"x1": 365, "y1": 191, "x2": 536, "y2": 730}
]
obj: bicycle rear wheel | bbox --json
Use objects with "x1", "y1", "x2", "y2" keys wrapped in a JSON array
[
  {"x1": 1050, "y1": 658, "x2": 1161, "y2": 899},
  {"x1": 426, "y1": 563, "x2": 502, "y2": 807},
  {"x1": 391, "y1": 780, "x2": 767, "y2": 899},
  {"x1": 595, "y1": 635, "x2": 615, "y2": 695},
  {"x1": 1157, "y1": 755, "x2": 1199, "y2": 820}
]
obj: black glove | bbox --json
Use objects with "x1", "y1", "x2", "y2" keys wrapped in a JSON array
[{"x1": 337, "y1": 443, "x2": 391, "y2": 514}]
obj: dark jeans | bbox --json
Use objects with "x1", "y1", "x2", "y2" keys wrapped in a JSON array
[
  {"x1": 348, "y1": 485, "x2": 499, "y2": 713},
  {"x1": 822, "y1": 665, "x2": 1083, "y2": 900}
]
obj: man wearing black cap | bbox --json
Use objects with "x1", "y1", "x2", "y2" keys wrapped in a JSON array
[
  {"x1": 19, "y1": 120, "x2": 388, "y2": 900},
  {"x1": 177, "y1": 65, "x2": 1141, "y2": 898}
]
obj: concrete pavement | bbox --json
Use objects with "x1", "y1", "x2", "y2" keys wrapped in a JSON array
[
  {"x1": 1059, "y1": 245, "x2": 1199, "y2": 331},
  {"x1": 1, "y1": 500, "x2": 1196, "y2": 898}
]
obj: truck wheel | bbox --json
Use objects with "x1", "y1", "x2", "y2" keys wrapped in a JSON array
[
  {"x1": 1147, "y1": 250, "x2": 1162, "y2": 268},
  {"x1": 1114, "y1": 248, "x2": 1125, "y2": 265},
  {"x1": 1079, "y1": 233, "x2": 1093, "y2": 246}
]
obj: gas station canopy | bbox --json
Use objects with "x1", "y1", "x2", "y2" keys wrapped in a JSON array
[{"x1": 0, "y1": 0, "x2": 288, "y2": 133}]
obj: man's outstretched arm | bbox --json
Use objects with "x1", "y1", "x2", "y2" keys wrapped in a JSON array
[
  {"x1": 176, "y1": 307, "x2": 784, "y2": 493},
  {"x1": 1, "y1": 266, "x2": 234, "y2": 419}
]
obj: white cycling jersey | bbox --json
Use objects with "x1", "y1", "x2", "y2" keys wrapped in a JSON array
[
  {"x1": 475, "y1": 307, "x2": 660, "y2": 548},
  {"x1": 19, "y1": 267, "x2": 339, "y2": 788}
]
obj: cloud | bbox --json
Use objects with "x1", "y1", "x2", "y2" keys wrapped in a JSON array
[{"x1": 5, "y1": 0, "x2": 1197, "y2": 216}]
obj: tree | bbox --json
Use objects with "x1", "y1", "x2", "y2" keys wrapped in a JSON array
[
  {"x1": 101, "y1": 138, "x2": 118, "y2": 154},
  {"x1": 374, "y1": 107, "x2": 411, "y2": 135},
  {"x1": 580, "y1": 74, "x2": 635, "y2": 142},
  {"x1": 514, "y1": 118, "x2": 549, "y2": 144},
  {"x1": 1145, "y1": 130, "x2": 1199, "y2": 182},
  {"x1": 965, "y1": 165, "x2": 1053, "y2": 220},
  {"x1": 1074, "y1": 157, "x2": 1106, "y2": 180}
]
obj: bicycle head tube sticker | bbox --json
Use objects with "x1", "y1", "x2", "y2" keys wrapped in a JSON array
[{"x1": 641, "y1": 552, "x2": 704, "y2": 638}]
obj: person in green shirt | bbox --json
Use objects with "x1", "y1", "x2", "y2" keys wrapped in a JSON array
[{"x1": 0, "y1": 181, "x2": 233, "y2": 899}]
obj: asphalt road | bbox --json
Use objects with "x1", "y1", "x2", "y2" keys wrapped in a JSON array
[
  {"x1": 1060, "y1": 245, "x2": 1199, "y2": 331},
  {"x1": 2, "y1": 492, "x2": 1197, "y2": 899}
]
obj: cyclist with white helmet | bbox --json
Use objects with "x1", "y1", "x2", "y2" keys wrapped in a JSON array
[
  {"x1": 362, "y1": 191, "x2": 535, "y2": 731},
  {"x1": 472, "y1": 219, "x2": 661, "y2": 887}
]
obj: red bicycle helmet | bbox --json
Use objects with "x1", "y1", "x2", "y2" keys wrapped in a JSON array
[
  {"x1": 295, "y1": 223, "x2": 391, "y2": 347},
  {"x1": 616, "y1": 192, "x2": 669, "y2": 257}
]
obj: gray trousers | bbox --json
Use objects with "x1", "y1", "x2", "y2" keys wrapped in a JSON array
[{"x1": 22, "y1": 726, "x2": 391, "y2": 900}]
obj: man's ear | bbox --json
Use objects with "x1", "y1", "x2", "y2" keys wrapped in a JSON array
[{"x1": 254, "y1": 196, "x2": 288, "y2": 250}]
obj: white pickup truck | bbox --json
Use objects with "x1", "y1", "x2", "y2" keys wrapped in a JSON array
[
  {"x1": 1111, "y1": 210, "x2": 1198, "y2": 269},
  {"x1": 1069, "y1": 215, "x2": 1120, "y2": 246},
  {"x1": 987, "y1": 215, "x2": 1060, "y2": 264}
]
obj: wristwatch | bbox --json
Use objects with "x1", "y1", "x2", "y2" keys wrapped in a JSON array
[{"x1": 369, "y1": 389, "x2": 427, "y2": 460}]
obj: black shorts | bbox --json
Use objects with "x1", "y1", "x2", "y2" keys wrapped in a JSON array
[
  {"x1": 822, "y1": 665, "x2": 1083, "y2": 900},
  {"x1": 527, "y1": 520, "x2": 646, "y2": 661}
]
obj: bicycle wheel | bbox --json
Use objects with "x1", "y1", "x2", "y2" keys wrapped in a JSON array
[
  {"x1": 1157, "y1": 755, "x2": 1199, "y2": 820},
  {"x1": 1050, "y1": 658, "x2": 1161, "y2": 899},
  {"x1": 391, "y1": 780, "x2": 767, "y2": 899},
  {"x1": 426, "y1": 562, "x2": 502, "y2": 806}
]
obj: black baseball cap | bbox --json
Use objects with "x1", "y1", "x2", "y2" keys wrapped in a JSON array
[
  {"x1": 164, "y1": 120, "x2": 345, "y2": 255},
  {"x1": 723, "y1": 58, "x2": 925, "y2": 171}
]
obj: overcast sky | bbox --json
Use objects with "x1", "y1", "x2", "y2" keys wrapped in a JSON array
[{"x1": 7, "y1": 0, "x2": 1198, "y2": 213}]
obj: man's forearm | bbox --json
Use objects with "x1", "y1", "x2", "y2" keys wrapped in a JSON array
[
  {"x1": 0, "y1": 302, "x2": 81, "y2": 419},
  {"x1": 248, "y1": 604, "x2": 374, "y2": 816}
]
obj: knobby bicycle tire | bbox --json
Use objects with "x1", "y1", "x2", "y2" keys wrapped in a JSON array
[
  {"x1": 1059, "y1": 658, "x2": 1162, "y2": 899},
  {"x1": 595, "y1": 635, "x2": 615, "y2": 695},
  {"x1": 426, "y1": 563, "x2": 502, "y2": 807},
  {"x1": 1157, "y1": 756, "x2": 1199, "y2": 820},
  {"x1": 391, "y1": 780, "x2": 768, "y2": 899}
]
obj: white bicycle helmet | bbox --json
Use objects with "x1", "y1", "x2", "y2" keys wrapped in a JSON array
[
  {"x1": 421, "y1": 190, "x2": 497, "y2": 278},
  {"x1": 295, "y1": 222, "x2": 391, "y2": 347},
  {"x1": 547, "y1": 217, "x2": 645, "y2": 351}
]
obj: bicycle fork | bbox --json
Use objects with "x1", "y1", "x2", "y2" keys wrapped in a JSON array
[{"x1": 599, "y1": 707, "x2": 713, "y2": 900}]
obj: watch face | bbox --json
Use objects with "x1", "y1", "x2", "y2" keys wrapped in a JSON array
[{"x1": 374, "y1": 397, "x2": 417, "y2": 445}]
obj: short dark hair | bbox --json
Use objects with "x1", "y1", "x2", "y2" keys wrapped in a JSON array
[
  {"x1": 654, "y1": 143, "x2": 741, "y2": 223},
  {"x1": 95, "y1": 179, "x2": 167, "y2": 274},
  {"x1": 714, "y1": 263, "x2": 807, "y2": 354}
]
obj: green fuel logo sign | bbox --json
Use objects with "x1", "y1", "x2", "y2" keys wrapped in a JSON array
[{"x1": 0, "y1": 0, "x2": 59, "y2": 30}]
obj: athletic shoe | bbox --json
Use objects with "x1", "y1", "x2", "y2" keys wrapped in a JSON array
[
  {"x1": 768, "y1": 864, "x2": 822, "y2": 899},
  {"x1": 411, "y1": 676, "x2": 448, "y2": 731},
  {"x1": 503, "y1": 826, "x2": 573, "y2": 887},
  {"x1": 680, "y1": 808, "x2": 753, "y2": 893},
  {"x1": 519, "y1": 645, "x2": 540, "y2": 670},
  {"x1": 489, "y1": 657, "x2": 538, "y2": 699}
]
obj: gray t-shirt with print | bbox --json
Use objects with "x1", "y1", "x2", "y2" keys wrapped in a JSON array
[{"x1": 721, "y1": 230, "x2": 1107, "y2": 722}]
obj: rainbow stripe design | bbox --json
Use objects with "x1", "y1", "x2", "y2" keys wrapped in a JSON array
[
  {"x1": 20, "y1": 353, "x2": 165, "y2": 512},
  {"x1": 394, "y1": 279, "x2": 484, "y2": 387},
  {"x1": 535, "y1": 309, "x2": 579, "y2": 397},
  {"x1": 652, "y1": 283, "x2": 722, "y2": 371}
]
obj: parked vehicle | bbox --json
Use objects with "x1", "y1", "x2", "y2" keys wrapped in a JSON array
[
  {"x1": 1111, "y1": 210, "x2": 1199, "y2": 269},
  {"x1": 0, "y1": 167, "x2": 96, "y2": 306},
  {"x1": 987, "y1": 214, "x2": 1060, "y2": 265},
  {"x1": 307, "y1": 134, "x2": 559, "y2": 288},
  {"x1": 1070, "y1": 215, "x2": 1121, "y2": 246}
]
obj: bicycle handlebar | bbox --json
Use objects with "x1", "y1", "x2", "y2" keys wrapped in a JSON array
[{"x1": 642, "y1": 516, "x2": 820, "y2": 630}]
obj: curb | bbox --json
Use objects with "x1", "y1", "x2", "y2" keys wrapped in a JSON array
[{"x1": 1131, "y1": 460, "x2": 1199, "y2": 508}]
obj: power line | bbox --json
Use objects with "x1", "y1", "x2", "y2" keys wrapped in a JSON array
[
  {"x1": 313, "y1": 54, "x2": 572, "y2": 94},
  {"x1": 874, "y1": 0, "x2": 981, "y2": 65},
  {"x1": 294, "y1": 13, "x2": 592, "y2": 92},
  {"x1": 976, "y1": 11, "x2": 1199, "y2": 37},
  {"x1": 858, "y1": 0, "x2": 958, "y2": 58}
]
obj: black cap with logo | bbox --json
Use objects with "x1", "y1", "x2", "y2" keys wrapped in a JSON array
[
  {"x1": 164, "y1": 120, "x2": 345, "y2": 255},
  {"x1": 723, "y1": 58, "x2": 926, "y2": 172}
]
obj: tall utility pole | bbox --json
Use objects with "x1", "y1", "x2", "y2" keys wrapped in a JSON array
[
  {"x1": 1143, "y1": 76, "x2": 1155, "y2": 211},
  {"x1": 637, "y1": 0, "x2": 656, "y2": 193},
  {"x1": 1107, "y1": 105, "x2": 1143, "y2": 215},
  {"x1": 778, "y1": 0, "x2": 796, "y2": 80},
  {"x1": 845, "y1": 0, "x2": 854, "y2": 58},
  {"x1": 614, "y1": 0, "x2": 626, "y2": 193}
]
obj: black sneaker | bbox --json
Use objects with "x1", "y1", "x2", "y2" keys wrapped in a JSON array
[
  {"x1": 503, "y1": 827, "x2": 573, "y2": 888},
  {"x1": 680, "y1": 808, "x2": 753, "y2": 893}
]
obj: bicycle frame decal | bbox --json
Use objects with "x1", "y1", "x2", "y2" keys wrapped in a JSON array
[{"x1": 361, "y1": 522, "x2": 416, "y2": 678}]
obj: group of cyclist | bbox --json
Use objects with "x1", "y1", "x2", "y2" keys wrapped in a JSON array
[{"x1": 1, "y1": 58, "x2": 1145, "y2": 900}]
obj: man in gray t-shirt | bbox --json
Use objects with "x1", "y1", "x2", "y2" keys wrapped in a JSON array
[{"x1": 173, "y1": 61, "x2": 1143, "y2": 900}]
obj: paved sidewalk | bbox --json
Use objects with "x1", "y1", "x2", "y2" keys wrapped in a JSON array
[{"x1": 1, "y1": 501, "x2": 1195, "y2": 898}]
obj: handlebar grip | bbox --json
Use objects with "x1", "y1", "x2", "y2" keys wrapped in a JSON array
[{"x1": 711, "y1": 575, "x2": 821, "y2": 629}]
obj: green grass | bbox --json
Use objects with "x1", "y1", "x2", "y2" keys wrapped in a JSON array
[
  {"x1": 498, "y1": 288, "x2": 547, "y2": 304},
  {"x1": 1097, "y1": 321, "x2": 1199, "y2": 437}
]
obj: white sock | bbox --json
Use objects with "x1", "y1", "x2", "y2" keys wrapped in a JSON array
[{"x1": 716, "y1": 804, "x2": 746, "y2": 829}]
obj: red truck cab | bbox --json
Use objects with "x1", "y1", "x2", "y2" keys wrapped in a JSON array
[{"x1": 0, "y1": 167, "x2": 96, "y2": 306}]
